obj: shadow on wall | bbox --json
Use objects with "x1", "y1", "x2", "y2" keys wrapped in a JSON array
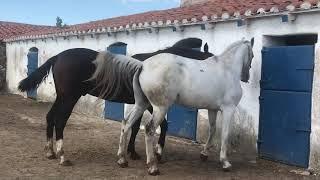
[{"x1": 0, "y1": 42, "x2": 6, "y2": 91}]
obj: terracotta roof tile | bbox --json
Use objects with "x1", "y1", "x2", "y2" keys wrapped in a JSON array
[
  {"x1": 4, "y1": 0, "x2": 320, "y2": 41},
  {"x1": 0, "y1": 21, "x2": 56, "y2": 41}
]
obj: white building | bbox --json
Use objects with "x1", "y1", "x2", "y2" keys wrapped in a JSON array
[{"x1": 4, "y1": 0, "x2": 320, "y2": 171}]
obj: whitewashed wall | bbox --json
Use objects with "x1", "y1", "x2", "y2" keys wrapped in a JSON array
[{"x1": 6, "y1": 12, "x2": 320, "y2": 170}]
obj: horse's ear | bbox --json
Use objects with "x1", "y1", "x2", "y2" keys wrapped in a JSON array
[
  {"x1": 204, "y1": 43, "x2": 209, "y2": 53},
  {"x1": 251, "y1": 38, "x2": 255, "y2": 47}
]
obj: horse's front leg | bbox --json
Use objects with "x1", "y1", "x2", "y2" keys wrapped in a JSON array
[
  {"x1": 117, "y1": 105, "x2": 146, "y2": 167},
  {"x1": 155, "y1": 119, "x2": 168, "y2": 162},
  {"x1": 127, "y1": 117, "x2": 142, "y2": 160},
  {"x1": 117, "y1": 120, "x2": 131, "y2": 167},
  {"x1": 45, "y1": 138, "x2": 55, "y2": 159},
  {"x1": 220, "y1": 105, "x2": 235, "y2": 171},
  {"x1": 200, "y1": 109, "x2": 218, "y2": 161},
  {"x1": 125, "y1": 104, "x2": 142, "y2": 160}
]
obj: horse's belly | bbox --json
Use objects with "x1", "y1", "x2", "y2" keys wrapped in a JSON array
[
  {"x1": 176, "y1": 79, "x2": 224, "y2": 110},
  {"x1": 176, "y1": 95, "x2": 220, "y2": 109}
]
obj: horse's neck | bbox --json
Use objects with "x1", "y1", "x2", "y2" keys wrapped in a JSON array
[{"x1": 218, "y1": 45, "x2": 245, "y2": 81}]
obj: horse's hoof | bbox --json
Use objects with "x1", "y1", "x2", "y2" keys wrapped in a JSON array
[
  {"x1": 155, "y1": 153, "x2": 162, "y2": 162},
  {"x1": 129, "y1": 152, "x2": 141, "y2": 160},
  {"x1": 148, "y1": 167, "x2": 160, "y2": 176},
  {"x1": 46, "y1": 153, "x2": 57, "y2": 160},
  {"x1": 44, "y1": 146, "x2": 56, "y2": 159},
  {"x1": 56, "y1": 150, "x2": 64, "y2": 158},
  {"x1": 117, "y1": 159, "x2": 128, "y2": 168},
  {"x1": 222, "y1": 166, "x2": 232, "y2": 172},
  {"x1": 59, "y1": 160, "x2": 73, "y2": 166},
  {"x1": 200, "y1": 153, "x2": 208, "y2": 162},
  {"x1": 222, "y1": 161, "x2": 232, "y2": 172}
]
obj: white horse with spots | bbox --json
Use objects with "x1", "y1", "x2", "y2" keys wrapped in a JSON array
[{"x1": 117, "y1": 38, "x2": 255, "y2": 175}]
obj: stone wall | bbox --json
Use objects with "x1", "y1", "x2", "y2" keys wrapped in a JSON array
[{"x1": 0, "y1": 42, "x2": 6, "y2": 91}]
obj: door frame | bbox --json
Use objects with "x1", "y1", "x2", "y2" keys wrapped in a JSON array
[{"x1": 27, "y1": 47, "x2": 39, "y2": 99}]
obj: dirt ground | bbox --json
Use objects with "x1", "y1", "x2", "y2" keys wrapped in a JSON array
[{"x1": 0, "y1": 93, "x2": 318, "y2": 180}]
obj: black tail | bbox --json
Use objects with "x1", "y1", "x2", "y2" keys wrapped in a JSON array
[{"x1": 18, "y1": 55, "x2": 57, "y2": 92}]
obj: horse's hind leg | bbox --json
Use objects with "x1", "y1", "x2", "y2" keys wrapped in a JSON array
[
  {"x1": 127, "y1": 106, "x2": 168, "y2": 161},
  {"x1": 145, "y1": 106, "x2": 168, "y2": 176},
  {"x1": 55, "y1": 94, "x2": 81, "y2": 166},
  {"x1": 220, "y1": 105, "x2": 235, "y2": 171},
  {"x1": 200, "y1": 109, "x2": 218, "y2": 161},
  {"x1": 44, "y1": 99, "x2": 60, "y2": 159},
  {"x1": 148, "y1": 106, "x2": 168, "y2": 162},
  {"x1": 118, "y1": 104, "x2": 147, "y2": 167}
]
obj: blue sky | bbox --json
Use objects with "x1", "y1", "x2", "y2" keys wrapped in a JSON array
[{"x1": 0, "y1": 0, "x2": 179, "y2": 26}]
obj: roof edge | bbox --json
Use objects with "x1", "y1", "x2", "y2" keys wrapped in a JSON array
[{"x1": 4, "y1": 2, "x2": 320, "y2": 42}]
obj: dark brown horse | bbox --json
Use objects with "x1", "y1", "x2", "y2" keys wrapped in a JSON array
[{"x1": 18, "y1": 38, "x2": 213, "y2": 166}]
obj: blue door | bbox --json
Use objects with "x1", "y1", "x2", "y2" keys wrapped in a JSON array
[
  {"x1": 167, "y1": 105, "x2": 198, "y2": 140},
  {"x1": 104, "y1": 43, "x2": 127, "y2": 121},
  {"x1": 258, "y1": 45, "x2": 314, "y2": 168},
  {"x1": 167, "y1": 47, "x2": 200, "y2": 140},
  {"x1": 27, "y1": 50, "x2": 38, "y2": 99}
]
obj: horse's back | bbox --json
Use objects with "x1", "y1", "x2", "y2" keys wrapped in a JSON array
[
  {"x1": 140, "y1": 53, "x2": 234, "y2": 109},
  {"x1": 140, "y1": 54, "x2": 201, "y2": 105},
  {"x1": 57, "y1": 48, "x2": 98, "y2": 62},
  {"x1": 174, "y1": 56, "x2": 239, "y2": 108}
]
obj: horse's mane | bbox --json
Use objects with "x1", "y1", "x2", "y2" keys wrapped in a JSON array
[
  {"x1": 217, "y1": 39, "x2": 252, "y2": 82},
  {"x1": 218, "y1": 40, "x2": 250, "y2": 64},
  {"x1": 89, "y1": 51, "x2": 142, "y2": 99}
]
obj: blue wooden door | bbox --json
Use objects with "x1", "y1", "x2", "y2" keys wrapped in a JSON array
[
  {"x1": 167, "y1": 105, "x2": 198, "y2": 140},
  {"x1": 104, "y1": 43, "x2": 127, "y2": 121},
  {"x1": 27, "y1": 51, "x2": 38, "y2": 99},
  {"x1": 258, "y1": 45, "x2": 314, "y2": 168},
  {"x1": 167, "y1": 47, "x2": 200, "y2": 140}
]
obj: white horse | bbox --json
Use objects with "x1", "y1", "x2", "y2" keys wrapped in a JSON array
[{"x1": 117, "y1": 38, "x2": 255, "y2": 175}]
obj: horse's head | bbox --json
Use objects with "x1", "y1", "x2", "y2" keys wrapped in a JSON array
[{"x1": 241, "y1": 38, "x2": 254, "y2": 83}]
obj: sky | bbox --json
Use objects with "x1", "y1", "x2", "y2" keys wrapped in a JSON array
[{"x1": 0, "y1": 0, "x2": 180, "y2": 26}]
